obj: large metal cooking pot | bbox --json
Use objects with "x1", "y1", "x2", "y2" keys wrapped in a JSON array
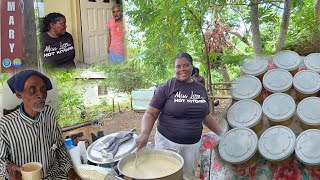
[{"x1": 117, "y1": 149, "x2": 184, "y2": 180}]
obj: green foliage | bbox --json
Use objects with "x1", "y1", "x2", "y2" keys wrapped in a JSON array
[
  {"x1": 286, "y1": 0, "x2": 319, "y2": 54},
  {"x1": 47, "y1": 68, "x2": 133, "y2": 127},
  {"x1": 126, "y1": 0, "x2": 212, "y2": 83},
  {"x1": 47, "y1": 69, "x2": 86, "y2": 126},
  {"x1": 0, "y1": 73, "x2": 10, "y2": 87},
  {"x1": 220, "y1": 54, "x2": 249, "y2": 67},
  {"x1": 125, "y1": 0, "x2": 261, "y2": 84},
  {"x1": 94, "y1": 61, "x2": 152, "y2": 93},
  {"x1": 228, "y1": 65, "x2": 241, "y2": 81}
]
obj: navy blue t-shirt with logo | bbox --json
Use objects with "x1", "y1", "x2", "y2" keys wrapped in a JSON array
[
  {"x1": 150, "y1": 77, "x2": 209, "y2": 144},
  {"x1": 42, "y1": 32, "x2": 76, "y2": 69}
]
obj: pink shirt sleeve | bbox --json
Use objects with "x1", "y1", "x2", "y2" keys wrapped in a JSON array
[{"x1": 107, "y1": 19, "x2": 114, "y2": 29}]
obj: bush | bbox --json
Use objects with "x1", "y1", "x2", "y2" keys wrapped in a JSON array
[
  {"x1": 47, "y1": 69, "x2": 86, "y2": 126},
  {"x1": 93, "y1": 61, "x2": 152, "y2": 94}
]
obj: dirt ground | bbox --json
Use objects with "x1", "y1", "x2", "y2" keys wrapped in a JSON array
[{"x1": 100, "y1": 99, "x2": 232, "y2": 144}]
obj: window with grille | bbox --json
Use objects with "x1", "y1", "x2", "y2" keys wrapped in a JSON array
[{"x1": 98, "y1": 85, "x2": 108, "y2": 96}]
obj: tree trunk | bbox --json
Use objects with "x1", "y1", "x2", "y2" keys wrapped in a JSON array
[
  {"x1": 218, "y1": 66, "x2": 230, "y2": 82},
  {"x1": 22, "y1": 0, "x2": 38, "y2": 70},
  {"x1": 186, "y1": 8, "x2": 213, "y2": 94},
  {"x1": 276, "y1": 0, "x2": 292, "y2": 52},
  {"x1": 249, "y1": 0, "x2": 262, "y2": 54},
  {"x1": 316, "y1": 0, "x2": 320, "y2": 24}
]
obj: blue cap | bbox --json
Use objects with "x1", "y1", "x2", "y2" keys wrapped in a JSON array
[
  {"x1": 64, "y1": 138, "x2": 73, "y2": 147},
  {"x1": 7, "y1": 70, "x2": 53, "y2": 94}
]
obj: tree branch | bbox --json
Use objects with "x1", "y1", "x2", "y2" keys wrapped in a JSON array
[
  {"x1": 226, "y1": 39, "x2": 247, "y2": 55},
  {"x1": 276, "y1": 0, "x2": 292, "y2": 52},
  {"x1": 316, "y1": 0, "x2": 320, "y2": 24},
  {"x1": 185, "y1": 6, "x2": 213, "y2": 94},
  {"x1": 270, "y1": 2, "x2": 283, "y2": 9},
  {"x1": 250, "y1": 0, "x2": 263, "y2": 54},
  {"x1": 228, "y1": 31, "x2": 254, "y2": 49}
]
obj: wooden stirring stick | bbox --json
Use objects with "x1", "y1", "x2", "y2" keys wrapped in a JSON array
[{"x1": 134, "y1": 152, "x2": 138, "y2": 167}]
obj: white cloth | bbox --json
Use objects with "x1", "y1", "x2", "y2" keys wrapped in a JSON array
[{"x1": 155, "y1": 131, "x2": 201, "y2": 175}]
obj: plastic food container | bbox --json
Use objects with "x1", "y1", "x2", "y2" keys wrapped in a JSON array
[
  {"x1": 295, "y1": 129, "x2": 320, "y2": 169},
  {"x1": 262, "y1": 69, "x2": 293, "y2": 94},
  {"x1": 293, "y1": 70, "x2": 320, "y2": 101},
  {"x1": 219, "y1": 128, "x2": 258, "y2": 167},
  {"x1": 304, "y1": 53, "x2": 320, "y2": 73},
  {"x1": 259, "y1": 126, "x2": 296, "y2": 166},
  {"x1": 231, "y1": 75, "x2": 263, "y2": 103},
  {"x1": 227, "y1": 99, "x2": 263, "y2": 134},
  {"x1": 273, "y1": 50, "x2": 301, "y2": 76},
  {"x1": 241, "y1": 55, "x2": 268, "y2": 81},
  {"x1": 262, "y1": 93, "x2": 296, "y2": 126},
  {"x1": 296, "y1": 97, "x2": 320, "y2": 130}
]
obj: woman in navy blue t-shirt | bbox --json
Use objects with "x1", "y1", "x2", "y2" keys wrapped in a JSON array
[
  {"x1": 136, "y1": 52, "x2": 225, "y2": 175},
  {"x1": 41, "y1": 13, "x2": 76, "y2": 69}
]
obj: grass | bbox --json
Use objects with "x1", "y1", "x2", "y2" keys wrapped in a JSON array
[{"x1": 58, "y1": 100, "x2": 131, "y2": 127}]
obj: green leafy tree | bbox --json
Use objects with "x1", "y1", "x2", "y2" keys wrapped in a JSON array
[
  {"x1": 286, "y1": 0, "x2": 320, "y2": 55},
  {"x1": 0, "y1": 73, "x2": 10, "y2": 87},
  {"x1": 95, "y1": 61, "x2": 152, "y2": 94},
  {"x1": 126, "y1": 0, "x2": 319, "y2": 89},
  {"x1": 47, "y1": 69, "x2": 86, "y2": 126}
]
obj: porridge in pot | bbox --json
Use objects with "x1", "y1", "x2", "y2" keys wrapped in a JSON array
[{"x1": 121, "y1": 153, "x2": 182, "y2": 179}]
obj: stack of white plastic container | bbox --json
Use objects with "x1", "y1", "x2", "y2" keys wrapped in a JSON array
[{"x1": 219, "y1": 51, "x2": 320, "y2": 169}]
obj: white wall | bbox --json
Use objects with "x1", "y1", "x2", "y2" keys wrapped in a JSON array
[{"x1": 0, "y1": 81, "x2": 59, "y2": 118}]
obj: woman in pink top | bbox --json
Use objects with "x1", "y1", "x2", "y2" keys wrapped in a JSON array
[{"x1": 107, "y1": 4, "x2": 125, "y2": 64}]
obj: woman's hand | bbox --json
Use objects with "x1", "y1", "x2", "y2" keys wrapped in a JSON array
[
  {"x1": 203, "y1": 114, "x2": 226, "y2": 136},
  {"x1": 7, "y1": 163, "x2": 23, "y2": 180},
  {"x1": 217, "y1": 124, "x2": 228, "y2": 136},
  {"x1": 135, "y1": 133, "x2": 149, "y2": 152}
]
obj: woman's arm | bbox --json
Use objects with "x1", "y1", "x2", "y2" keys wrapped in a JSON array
[
  {"x1": 203, "y1": 114, "x2": 224, "y2": 136},
  {"x1": 136, "y1": 106, "x2": 161, "y2": 151}
]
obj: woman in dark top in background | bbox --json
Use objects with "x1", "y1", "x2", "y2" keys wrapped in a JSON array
[
  {"x1": 41, "y1": 13, "x2": 76, "y2": 69},
  {"x1": 136, "y1": 52, "x2": 225, "y2": 175},
  {"x1": 193, "y1": 67, "x2": 205, "y2": 86}
]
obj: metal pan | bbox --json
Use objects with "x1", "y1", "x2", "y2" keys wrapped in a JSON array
[{"x1": 87, "y1": 132, "x2": 137, "y2": 164}]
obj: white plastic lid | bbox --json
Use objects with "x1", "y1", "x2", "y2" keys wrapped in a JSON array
[
  {"x1": 296, "y1": 129, "x2": 320, "y2": 166},
  {"x1": 263, "y1": 69, "x2": 292, "y2": 93},
  {"x1": 304, "y1": 53, "x2": 320, "y2": 73},
  {"x1": 241, "y1": 56, "x2": 268, "y2": 76},
  {"x1": 273, "y1": 50, "x2": 300, "y2": 71},
  {"x1": 293, "y1": 70, "x2": 320, "y2": 94},
  {"x1": 219, "y1": 128, "x2": 258, "y2": 164},
  {"x1": 259, "y1": 126, "x2": 296, "y2": 161},
  {"x1": 231, "y1": 75, "x2": 262, "y2": 100},
  {"x1": 262, "y1": 93, "x2": 296, "y2": 121},
  {"x1": 227, "y1": 99, "x2": 262, "y2": 128},
  {"x1": 297, "y1": 97, "x2": 320, "y2": 125}
]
